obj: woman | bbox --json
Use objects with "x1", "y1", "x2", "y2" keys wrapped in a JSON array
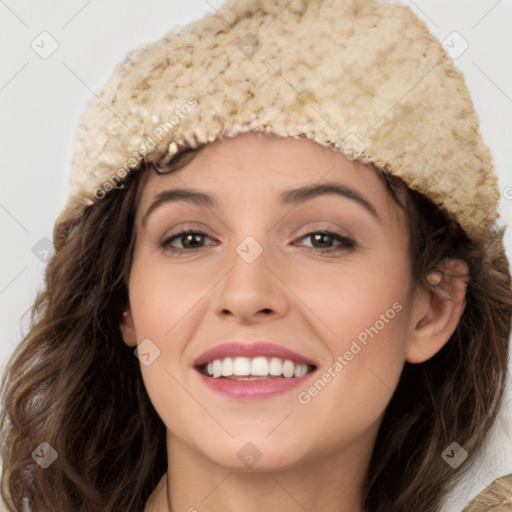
[{"x1": 1, "y1": 0, "x2": 511, "y2": 511}]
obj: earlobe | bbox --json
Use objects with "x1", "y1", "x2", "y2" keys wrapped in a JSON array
[
  {"x1": 119, "y1": 305, "x2": 138, "y2": 347},
  {"x1": 406, "y1": 259, "x2": 469, "y2": 364}
]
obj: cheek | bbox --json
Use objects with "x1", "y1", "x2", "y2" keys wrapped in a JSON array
[
  {"x1": 294, "y1": 249, "x2": 410, "y2": 348},
  {"x1": 128, "y1": 252, "x2": 214, "y2": 341},
  {"x1": 292, "y1": 254, "x2": 411, "y2": 425},
  {"x1": 127, "y1": 253, "x2": 221, "y2": 422},
  {"x1": 293, "y1": 309, "x2": 408, "y2": 460}
]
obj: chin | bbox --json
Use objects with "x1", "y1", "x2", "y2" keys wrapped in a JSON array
[{"x1": 196, "y1": 435, "x2": 310, "y2": 472}]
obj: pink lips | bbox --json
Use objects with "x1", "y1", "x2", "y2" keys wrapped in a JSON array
[
  {"x1": 197, "y1": 372, "x2": 315, "y2": 400},
  {"x1": 193, "y1": 341, "x2": 318, "y2": 401},
  {"x1": 193, "y1": 341, "x2": 318, "y2": 368}
]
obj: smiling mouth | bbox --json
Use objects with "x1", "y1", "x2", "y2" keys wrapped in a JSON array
[{"x1": 196, "y1": 356, "x2": 317, "y2": 380}]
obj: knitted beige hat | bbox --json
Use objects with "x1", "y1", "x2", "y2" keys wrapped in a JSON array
[{"x1": 52, "y1": 0, "x2": 506, "y2": 271}]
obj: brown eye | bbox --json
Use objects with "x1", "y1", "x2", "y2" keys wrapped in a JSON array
[
  {"x1": 297, "y1": 230, "x2": 355, "y2": 253},
  {"x1": 160, "y1": 230, "x2": 214, "y2": 252}
]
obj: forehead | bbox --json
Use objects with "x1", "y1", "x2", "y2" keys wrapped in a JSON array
[
  {"x1": 137, "y1": 132, "x2": 405, "y2": 227},
  {"x1": 142, "y1": 132, "x2": 377, "y2": 193}
]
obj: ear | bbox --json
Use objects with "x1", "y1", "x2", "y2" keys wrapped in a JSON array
[
  {"x1": 119, "y1": 305, "x2": 138, "y2": 347},
  {"x1": 406, "y1": 259, "x2": 469, "y2": 364}
]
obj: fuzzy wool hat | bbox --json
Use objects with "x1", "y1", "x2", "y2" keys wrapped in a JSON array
[{"x1": 53, "y1": 0, "x2": 507, "y2": 272}]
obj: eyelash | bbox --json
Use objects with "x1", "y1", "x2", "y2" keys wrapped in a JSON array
[{"x1": 158, "y1": 229, "x2": 356, "y2": 255}]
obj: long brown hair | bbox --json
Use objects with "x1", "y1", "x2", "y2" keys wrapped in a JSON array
[{"x1": 1, "y1": 146, "x2": 511, "y2": 512}]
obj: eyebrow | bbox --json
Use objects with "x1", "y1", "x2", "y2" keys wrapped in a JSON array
[
  {"x1": 142, "y1": 188, "x2": 217, "y2": 228},
  {"x1": 280, "y1": 182, "x2": 380, "y2": 221},
  {"x1": 142, "y1": 181, "x2": 380, "y2": 228}
]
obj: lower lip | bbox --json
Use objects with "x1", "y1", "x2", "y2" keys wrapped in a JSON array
[{"x1": 196, "y1": 371, "x2": 316, "y2": 400}]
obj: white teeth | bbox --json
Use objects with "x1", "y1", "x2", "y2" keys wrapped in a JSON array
[
  {"x1": 212, "y1": 359, "x2": 222, "y2": 378},
  {"x1": 251, "y1": 356, "x2": 269, "y2": 376},
  {"x1": 202, "y1": 356, "x2": 311, "y2": 379},
  {"x1": 268, "y1": 357, "x2": 282, "y2": 376},
  {"x1": 221, "y1": 357, "x2": 234, "y2": 377},
  {"x1": 233, "y1": 357, "x2": 251, "y2": 375},
  {"x1": 282, "y1": 360, "x2": 295, "y2": 378},
  {"x1": 294, "y1": 364, "x2": 308, "y2": 377}
]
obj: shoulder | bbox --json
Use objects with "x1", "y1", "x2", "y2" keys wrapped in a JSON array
[{"x1": 462, "y1": 473, "x2": 512, "y2": 512}]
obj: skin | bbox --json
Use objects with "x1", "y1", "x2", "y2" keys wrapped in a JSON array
[{"x1": 120, "y1": 132, "x2": 468, "y2": 512}]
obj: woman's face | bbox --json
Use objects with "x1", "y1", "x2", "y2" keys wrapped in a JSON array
[{"x1": 121, "y1": 132, "x2": 421, "y2": 471}]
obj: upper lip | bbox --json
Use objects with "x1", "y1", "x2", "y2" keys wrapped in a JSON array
[{"x1": 193, "y1": 341, "x2": 318, "y2": 368}]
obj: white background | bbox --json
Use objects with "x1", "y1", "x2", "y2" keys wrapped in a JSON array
[{"x1": 1, "y1": 1, "x2": 511, "y2": 511}]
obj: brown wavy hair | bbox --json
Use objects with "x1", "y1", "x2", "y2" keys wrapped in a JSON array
[{"x1": 1, "y1": 145, "x2": 511, "y2": 512}]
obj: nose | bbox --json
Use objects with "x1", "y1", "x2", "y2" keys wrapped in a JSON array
[{"x1": 213, "y1": 238, "x2": 289, "y2": 325}]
